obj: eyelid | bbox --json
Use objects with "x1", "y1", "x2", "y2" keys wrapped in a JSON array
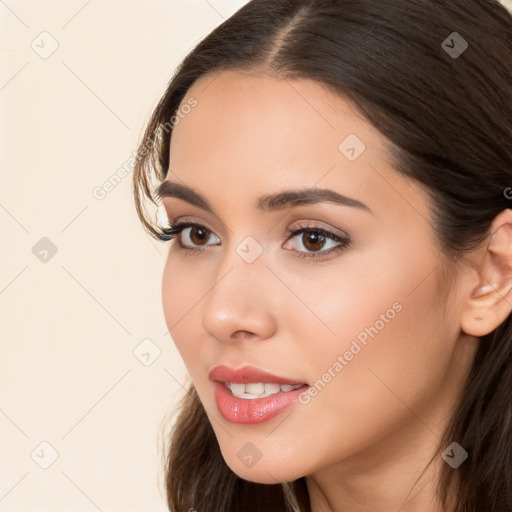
[
  {"x1": 163, "y1": 216, "x2": 217, "y2": 236},
  {"x1": 286, "y1": 220, "x2": 349, "y2": 239},
  {"x1": 161, "y1": 206, "x2": 231, "y2": 235},
  {"x1": 166, "y1": 215, "x2": 212, "y2": 229}
]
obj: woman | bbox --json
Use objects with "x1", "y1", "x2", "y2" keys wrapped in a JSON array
[{"x1": 133, "y1": 0, "x2": 512, "y2": 510}]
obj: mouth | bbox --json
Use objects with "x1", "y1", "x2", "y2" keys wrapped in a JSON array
[{"x1": 209, "y1": 364, "x2": 309, "y2": 423}]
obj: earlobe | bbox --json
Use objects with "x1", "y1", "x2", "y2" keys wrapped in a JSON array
[{"x1": 461, "y1": 209, "x2": 512, "y2": 337}]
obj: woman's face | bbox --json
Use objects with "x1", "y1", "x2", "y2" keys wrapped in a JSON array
[{"x1": 160, "y1": 69, "x2": 475, "y2": 484}]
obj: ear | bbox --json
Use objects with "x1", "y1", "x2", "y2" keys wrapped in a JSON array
[{"x1": 461, "y1": 209, "x2": 512, "y2": 337}]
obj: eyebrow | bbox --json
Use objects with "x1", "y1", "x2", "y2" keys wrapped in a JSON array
[{"x1": 156, "y1": 181, "x2": 373, "y2": 215}]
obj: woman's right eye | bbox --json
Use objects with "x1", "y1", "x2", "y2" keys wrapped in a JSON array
[{"x1": 160, "y1": 222, "x2": 221, "y2": 251}]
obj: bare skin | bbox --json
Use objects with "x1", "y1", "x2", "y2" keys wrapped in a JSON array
[{"x1": 159, "y1": 69, "x2": 512, "y2": 512}]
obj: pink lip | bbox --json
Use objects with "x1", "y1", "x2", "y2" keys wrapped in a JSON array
[
  {"x1": 208, "y1": 364, "x2": 307, "y2": 385},
  {"x1": 209, "y1": 365, "x2": 309, "y2": 424},
  {"x1": 212, "y1": 381, "x2": 309, "y2": 424}
]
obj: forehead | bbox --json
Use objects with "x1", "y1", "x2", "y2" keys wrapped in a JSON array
[
  {"x1": 170, "y1": 70, "x2": 375, "y2": 181},
  {"x1": 172, "y1": 69, "x2": 371, "y2": 152}
]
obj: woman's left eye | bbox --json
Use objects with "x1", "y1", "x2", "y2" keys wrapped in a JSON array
[
  {"x1": 283, "y1": 225, "x2": 350, "y2": 259},
  {"x1": 160, "y1": 222, "x2": 350, "y2": 259}
]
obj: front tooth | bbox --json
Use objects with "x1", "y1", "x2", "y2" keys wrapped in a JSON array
[
  {"x1": 230, "y1": 383, "x2": 246, "y2": 395},
  {"x1": 265, "y1": 383, "x2": 281, "y2": 395},
  {"x1": 245, "y1": 382, "x2": 265, "y2": 394}
]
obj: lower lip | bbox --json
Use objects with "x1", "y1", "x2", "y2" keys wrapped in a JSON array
[{"x1": 212, "y1": 381, "x2": 309, "y2": 424}]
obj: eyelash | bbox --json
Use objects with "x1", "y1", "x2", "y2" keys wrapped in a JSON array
[{"x1": 158, "y1": 221, "x2": 350, "y2": 260}]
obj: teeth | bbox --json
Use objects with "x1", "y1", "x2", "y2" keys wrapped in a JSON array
[
  {"x1": 264, "y1": 383, "x2": 282, "y2": 394},
  {"x1": 230, "y1": 383, "x2": 247, "y2": 395},
  {"x1": 224, "y1": 381, "x2": 303, "y2": 399}
]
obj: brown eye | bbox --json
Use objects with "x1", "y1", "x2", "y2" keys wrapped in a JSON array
[
  {"x1": 283, "y1": 225, "x2": 350, "y2": 260},
  {"x1": 189, "y1": 226, "x2": 210, "y2": 246},
  {"x1": 165, "y1": 222, "x2": 221, "y2": 249},
  {"x1": 301, "y1": 231, "x2": 327, "y2": 252}
]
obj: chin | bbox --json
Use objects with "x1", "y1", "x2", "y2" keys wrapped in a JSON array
[{"x1": 222, "y1": 453, "x2": 305, "y2": 485}]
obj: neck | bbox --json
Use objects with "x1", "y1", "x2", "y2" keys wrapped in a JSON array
[{"x1": 306, "y1": 439, "x2": 450, "y2": 512}]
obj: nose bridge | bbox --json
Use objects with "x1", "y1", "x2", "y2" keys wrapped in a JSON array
[{"x1": 201, "y1": 237, "x2": 277, "y2": 341}]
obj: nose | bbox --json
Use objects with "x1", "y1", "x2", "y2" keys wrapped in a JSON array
[{"x1": 201, "y1": 249, "x2": 278, "y2": 344}]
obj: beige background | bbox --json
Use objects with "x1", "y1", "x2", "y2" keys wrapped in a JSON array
[{"x1": 1, "y1": 1, "x2": 511, "y2": 511}]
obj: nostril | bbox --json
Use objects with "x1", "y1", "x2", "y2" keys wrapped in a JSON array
[{"x1": 232, "y1": 330, "x2": 257, "y2": 340}]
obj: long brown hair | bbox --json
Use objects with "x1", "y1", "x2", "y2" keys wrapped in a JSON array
[{"x1": 133, "y1": 1, "x2": 512, "y2": 510}]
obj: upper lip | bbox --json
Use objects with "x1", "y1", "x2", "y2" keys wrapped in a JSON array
[{"x1": 209, "y1": 364, "x2": 307, "y2": 385}]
